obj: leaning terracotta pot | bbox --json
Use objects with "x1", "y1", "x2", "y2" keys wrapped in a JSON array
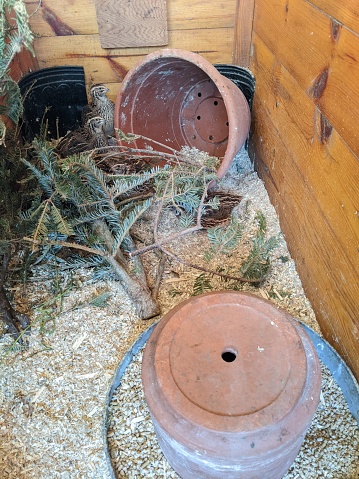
[
  {"x1": 142, "y1": 291, "x2": 321, "y2": 479},
  {"x1": 114, "y1": 49, "x2": 251, "y2": 178}
]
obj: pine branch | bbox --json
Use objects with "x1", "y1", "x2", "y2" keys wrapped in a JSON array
[
  {"x1": 129, "y1": 224, "x2": 203, "y2": 257},
  {"x1": 23, "y1": 233, "x2": 160, "y2": 319},
  {"x1": 156, "y1": 242, "x2": 263, "y2": 283},
  {"x1": 91, "y1": 219, "x2": 126, "y2": 267},
  {"x1": 31, "y1": 200, "x2": 50, "y2": 247},
  {"x1": 0, "y1": 0, "x2": 35, "y2": 138},
  {"x1": 63, "y1": 157, "x2": 115, "y2": 209},
  {"x1": 146, "y1": 176, "x2": 258, "y2": 282},
  {"x1": 23, "y1": 236, "x2": 107, "y2": 257},
  {"x1": 0, "y1": 248, "x2": 31, "y2": 341},
  {"x1": 122, "y1": 234, "x2": 148, "y2": 287},
  {"x1": 240, "y1": 235, "x2": 279, "y2": 280},
  {"x1": 254, "y1": 210, "x2": 267, "y2": 237},
  {"x1": 134, "y1": 178, "x2": 270, "y2": 283},
  {"x1": 131, "y1": 171, "x2": 210, "y2": 257},
  {"x1": 50, "y1": 202, "x2": 74, "y2": 237},
  {"x1": 151, "y1": 252, "x2": 167, "y2": 300},
  {"x1": 115, "y1": 129, "x2": 183, "y2": 155},
  {"x1": 207, "y1": 217, "x2": 244, "y2": 256},
  {"x1": 20, "y1": 139, "x2": 246, "y2": 317},
  {"x1": 100, "y1": 143, "x2": 218, "y2": 181},
  {"x1": 193, "y1": 273, "x2": 213, "y2": 296},
  {"x1": 115, "y1": 191, "x2": 154, "y2": 208},
  {"x1": 107, "y1": 166, "x2": 163, "y2": 200},
  {"x1": 112, "y1": 198, "x2": 153, "y2": 257}
]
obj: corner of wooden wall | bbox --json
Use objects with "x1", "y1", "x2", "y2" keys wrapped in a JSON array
[{"x1": 247, "y1": 0, "x2": 359, "y2": 381}]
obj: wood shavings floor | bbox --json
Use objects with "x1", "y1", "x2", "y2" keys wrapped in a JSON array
[{"x1": 0, "y1": 149, "x2": 358, "y2": 479}]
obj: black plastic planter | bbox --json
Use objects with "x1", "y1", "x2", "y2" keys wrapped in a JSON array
[
  {"x1": 214, "y1": 64, "x2": 255, "y2": 149},
  {"x1": 214, "y1": 65, "x2": 256, "y2": 110},
  {"x1": 19, "y1": 66, "x2": 88, "y2": 141}
]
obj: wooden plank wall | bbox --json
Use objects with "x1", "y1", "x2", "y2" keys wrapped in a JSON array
[
  {"x1": 248, "y1": 0, "x2": 359, "y2": 380},
  {"x1": 23, "y1": 0, "x2": 237, "y2": 102},
  {"x1": 10, "y1": 49, "x2": 39, "y2": 82}
]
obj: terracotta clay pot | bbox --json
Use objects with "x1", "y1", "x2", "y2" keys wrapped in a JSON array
[
  {"x1": 114, "y1": 49, "x2": 251, "y2": 178},
  {"x1": 142, "y1": 291, "x2": 321, "y2": 479}
]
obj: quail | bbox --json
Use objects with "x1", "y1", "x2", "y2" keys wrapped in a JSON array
[
  {"x1": 55, "y1": 116, "x2": 108, "y2": 158},
  {"x1": 200, "y1": 191, "x2": 243, "y2": 228},
  {"x1": 82, "y1": 84, "x2": 115, "y2": 136}
]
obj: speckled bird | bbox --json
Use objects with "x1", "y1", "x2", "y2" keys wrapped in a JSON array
[
  {"x1": 82, "y1": 84, "x2": 115, "y2": 136},
  {"x1": 55, "y1": 116, "x2": 108, "y2": 158}
]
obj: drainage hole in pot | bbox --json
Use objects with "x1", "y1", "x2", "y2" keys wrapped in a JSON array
[
  {"x1": 197, "y1": 115, "x2": 201, "y2": 120},
  {"x1": 209, "y1": 135, "x2": 213, "y2": 140},
  {"x1": 221, "y1": 348, "x2": 237, "y2": 362},
  {"x1": 226, "y1": 121, "x2": 229, "y2": 127},
  {"x1": 214, "y1": 100, "x2": 218, "y2": 106},
  {"x1": 198, "y1": 92, "x2": 202, "y2": 97}
]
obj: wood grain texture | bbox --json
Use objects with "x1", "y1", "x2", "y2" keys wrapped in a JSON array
[
  {"x1": 93, "y1": 0, "x2": 168, "y2": 49},
  {"x1": 167, "y1": 0, "x2": 236, "y2": 30},
  {"x1": 24, "y1": 0, "x2": 99, "y2": 35},
  {"x1": 250, "y1": 28, "x2": 359, "y2": 379},
  {"x1": 233, "y1": 0, "x2": 255, "y2": 66},
  {"x1": 253, "y1": 0, "x2": 359, "y2": 157},
  {"x1": 24, "y1": 0, "x2": 236, "y2": 36},
  {"x1": 308, "y1": 0, "x2": 359, "y2": 35},
  {"x1": 32, "y1": 27, "x2": 234, "y2": 95},
  {"x1": 253, "y1": 0, "x2": 331, "y2": 87}
]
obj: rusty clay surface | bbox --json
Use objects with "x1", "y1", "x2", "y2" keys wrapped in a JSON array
[{"x1": 142, "y1": 290, "x2": 321, "y2": 479}]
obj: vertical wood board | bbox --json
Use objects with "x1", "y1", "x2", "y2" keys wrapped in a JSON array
[
  {"x1": 249, "y1": 1, "x2": 359, "y2": 381},
  {"x1": 233, "y1": 0, "x2": 255, "y2": 66},
  {"x1": 250, "y1": 33, "x2": 359, "y2": 255},
  {"x1": 249, "y1": 99, "x2": 359, "y2": 380},
  {"x1": 93, "y1": 0, "x2": 168, "y2": 48},
  {"x1": 253, "y1": 0, "x2": 359, "y2": 171}
]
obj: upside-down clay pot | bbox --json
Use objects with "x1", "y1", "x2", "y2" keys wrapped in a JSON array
[
  {"x1": 142, "y1": 291, "x2": 321, "y2": 479},
  {"x1": 114, "y1": 49, "x2": 251, "y2": 178}
]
